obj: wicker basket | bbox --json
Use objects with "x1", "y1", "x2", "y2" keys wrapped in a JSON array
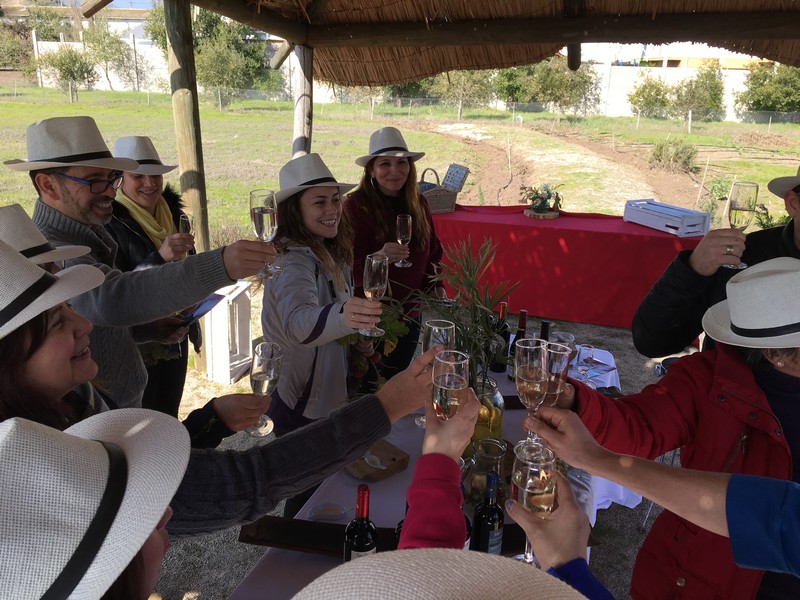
[{"x1": 419, "y1": 167, "x2": 458, "y2": 214}]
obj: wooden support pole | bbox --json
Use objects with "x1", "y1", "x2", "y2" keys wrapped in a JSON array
[
  {"x1": 164, "y1": 0, "x2": 209, "y2": 254},
  {"x1": 291, "y1": 44, "x2": 313, "y2": 158}
]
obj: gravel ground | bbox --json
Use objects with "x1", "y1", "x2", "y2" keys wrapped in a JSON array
[{"x1": 152, "y1": 312, "x2": 682, "y2": 600}]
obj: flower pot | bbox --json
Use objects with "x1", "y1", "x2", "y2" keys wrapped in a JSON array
[{"x1": 523, "y1": 209, "x2": 559, "y2": 219}]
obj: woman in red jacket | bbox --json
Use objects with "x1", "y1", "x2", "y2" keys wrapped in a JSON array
[
  {"x1": 555, "y1": 257, "x2": 800, "y2": 599},
  {"x1": 344, "y1": 127, "x2": 444, "y2": 380}
]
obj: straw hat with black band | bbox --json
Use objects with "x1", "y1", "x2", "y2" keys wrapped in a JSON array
[
  {"x1": 0, "y1": 409, "x2": 190, "y2": 598},
  {"x1": 275, "y1": 153, "x2": 355, "y2": 204},
  {"x1": 702, "y1": 257, "x2": 800, "y2": 348},
  {"x1": 3, "y1": 116, "x2": 138, "y2": 173},
  {"x1": 113, "y1": 136, "x2": 177, "y2": 176},
  {"x1": 0, "y1": 238, "x2": 105, "y2": 340},
  {"x1": 354, "y1": 127, "x2": 425, "y2": 168},
  {"x1": 0, "y1": 203, "x2": 90, "y2": 265}
]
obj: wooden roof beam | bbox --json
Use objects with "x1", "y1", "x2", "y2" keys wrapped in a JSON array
[
  {"x1": 191, "y1": 0, "x2": 307, "y2": 43},
  {"x1": 81, "y1": 0, "x2": 113, "y2": 18},
  {"x1": 307, "y1": 12, "x2": 800, "y2": 47}
]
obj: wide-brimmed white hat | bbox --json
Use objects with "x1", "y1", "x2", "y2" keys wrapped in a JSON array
[
  {"x1": 0, "y1": 203, "x2": 90, "y2": 264},
  {"x1": 275, "y1": 153, "x2": 355, "y2": 203},
  {"x1": 767, "y1": 166, "x2": 800, "y2": 199},
  {"x1": 0, "y1": 409, "x2": 190, "y2": 599},
  {"x1": 4, "y1": 116, "x2": 139, "y2": 172},
  {"x1": 703, "y1": 257, "x2": 800, "y2": 348},
  {"x1": 355, "y1": 127, "x2": 425, "y2": 168},
  {"x1": 114, "y1": 136, "x2": 177, "y2": 175},
  {"x1": 0, "y1": 239, "x2": 105, "y2": 339},
  {"x1": 294, "y1": 548, "x2": 585, "y2": 599}
]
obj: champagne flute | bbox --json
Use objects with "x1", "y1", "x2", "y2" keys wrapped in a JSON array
[
  {"x1": 576, "y1": 344, "x2": 595, "y2": 384},
  {"x1": 358, "y1": 253, "x2": 388, "y2": 337},
  {"x1": 514, "y1": 338, "x2": 549, "y2": 443},
  {"x1": 543, "y1": 342, "x2": 572, "y2": 409},
  {"x1": 431, "y1": 350, "x2": 469, "y2": 421},
  {"x1": 725, "y1": 181, "x2": 758, "y2": 270},
  {"x1": 245, "y1": 341, "x2": 282, "y2": 437},
  {"x1": 179, "y1": 213, "x2": 194, "y2": 234},
  {"x1": 395, "y1": 214, "x2": 413, "y2": 268},
  {"x1": 250, "y1": 189, "x2": 282, "y2": 279},
  {"x1": 511, "y1": 441, "x2": 556, "y2": 565},
  {"x1": 415, "y1": 320, "x2": 456, "y2": 428}
]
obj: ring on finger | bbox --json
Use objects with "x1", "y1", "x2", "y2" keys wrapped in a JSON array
[{"x1": 725, "y1": 245, "x2": 734, "y2": 256}]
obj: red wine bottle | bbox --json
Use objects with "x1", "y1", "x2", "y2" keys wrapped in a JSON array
[
  {"x1": 539, "y1": 319, "x2": 550, "y2": 342},
  {"x1": 469, "y1": 471, "x2": 504, "y2": 554},
  {"x1": 344, "y1": 484, "x2": 377, "y2": 562},
  {"x1": 508, "y1": 309, "x2": 528, "y2": 380},
  {"x1": 489, "y1": 302, "x2": 510, "y2": 373},
  {"x1": 394, "y1": 503, "x2": 409, "y2": 547}
]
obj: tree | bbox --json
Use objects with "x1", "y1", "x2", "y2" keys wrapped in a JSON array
[
  {"x1": 27, "y1": 4, "x2": 73, "y2": 42},
  {"x1": 0, "y1": 23, "x2": 32, "y2": 71},
  {"x1": 39, "y1": 45, "x2": 97, "y2": 101},
  {"x1": 529, "y1": 56, "x2": 601, "y2": 115},
  {"x1": 83, "y1": 18, "x2": 130, "y2": 91},
  {"x1": 736, "y1": 61, "x2": 800, "y2": 113},
  {"x1": 430, "y1": 69, "x2": 493, "y2": 120},
  {"x1": 627, "y1": 73, "x2": 670, "y2": 118},
  {"x1": 493, "y1": 66, "x2": 535, "y2": 103},
  {"x1": 669, "y1": 59, "x2": 725, "y2": 122}
]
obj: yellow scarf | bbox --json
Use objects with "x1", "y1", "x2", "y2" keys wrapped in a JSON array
[{"x1": 116, "y1": 191, "x2": 177, "y2": 250}]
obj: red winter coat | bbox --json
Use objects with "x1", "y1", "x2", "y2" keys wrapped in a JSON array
[{"x1": 576, "y1": 344, "x2": 793, "y2": 600}]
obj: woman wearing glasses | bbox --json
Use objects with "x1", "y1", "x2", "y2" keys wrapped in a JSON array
[{"x1": 105, "y1": 136, "x2": 197, "y2": 418}]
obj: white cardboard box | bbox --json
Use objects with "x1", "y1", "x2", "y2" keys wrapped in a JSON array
[
  {"x1": 623, "y1": 199, "x2": 710, "y2": 237},
  {"x1": 203, "y1": 280, "x2": 252, "y2": 384}
]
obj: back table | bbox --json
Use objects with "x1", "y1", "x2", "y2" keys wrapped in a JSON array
[{"x1": 431, "y1": 206, "x2": 702, "y2": 328}]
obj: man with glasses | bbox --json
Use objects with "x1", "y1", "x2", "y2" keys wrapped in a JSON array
[
  {"x1": 632, "y1": 167, "x2": 800, "y2": 358},
  {"x1": 4, "y1": 116, "x2": 276, "y2": 409}
]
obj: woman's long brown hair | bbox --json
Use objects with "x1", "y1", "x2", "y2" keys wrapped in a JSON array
[
  {"x1": 350, "y1": 158, "x2": 431, "y2": 253},
  {"x1": 275, "y1": 189, "x2": 354, "y2": 292}
]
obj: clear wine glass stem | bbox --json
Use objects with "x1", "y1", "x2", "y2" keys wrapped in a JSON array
[{"x1": 523, "y1": 538, "x2": 535, "y2": 564}]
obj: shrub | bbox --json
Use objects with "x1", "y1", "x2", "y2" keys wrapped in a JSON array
[
  {"x1": 649, "y1": 139, "x2": 698, "y2": 173},
  {"x1": 628, "y1": 74, "x2": 670, "y2": 119},
  {"x1": 755, "y1": 203, "x2": 792, "y2": 229},
  {"x1": 209, "y1": 220, "x2": 250, "y2": 248}
]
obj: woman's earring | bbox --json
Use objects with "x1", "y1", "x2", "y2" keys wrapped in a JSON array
[
  {"x1": 370, "y1": 176, "x2": 378, "y2": 189},
  {"x1": 777, "y1": 360, "x2": 786, "y2": 368}
]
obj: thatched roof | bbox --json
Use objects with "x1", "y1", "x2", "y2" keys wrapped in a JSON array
[{"x1": 83, "y1": 0, "x2": 800, "y2": 86}]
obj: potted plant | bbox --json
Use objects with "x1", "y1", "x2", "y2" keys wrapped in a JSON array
[{"x1": 522, "y1": 183, "x2": 564, "y2": 219}]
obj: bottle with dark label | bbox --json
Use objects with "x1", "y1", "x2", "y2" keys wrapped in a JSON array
[
  {"x1": 508, "y1": 309, "x2": 528, "y2": 380},
  {"x1": 394, "y1": 503, "x2": 409, "y2": 547},
  {"x1": 469, "y1": 471, "x2": 504, "y2": 554},
  {"x1": 344, "y1": 484, "x2": 377, "y2": 562},
  {"x1": 539, "y1": 319, "x2": 550, "y2": 342},
  {"x1": 489, "y1": 302, "x2": 510, "y2": 373}
]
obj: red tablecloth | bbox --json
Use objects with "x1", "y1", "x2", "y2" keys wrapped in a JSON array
[{"x1": 431, "y1": 205, "x2": 702, "y2": 328}]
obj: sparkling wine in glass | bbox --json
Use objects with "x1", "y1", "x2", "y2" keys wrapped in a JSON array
[
  {"x1": 179, "y1": 214, "x2": 194, "y2": 235},
  {"x1": 511, "y1": 441, "x2": 556, "y2": 565},
  {"x1": 250, "y1": 189, "x2": 282, "y2": 279},
  {"x1": 543, "y1": 342, "x2": 572, "y2": 408},
  {"x1": 431, "y1": 350, "x2": 469, "y2": 421},
  {"x1": 395, "y1": 214, "x2": 412, "y2": 268},
  {"x1": 245, "y1": 341, "x2": 281, "y2": 437},
  {"x1": 415, "y1": 320, "x2": 456, "y2": 428},
  {"x1": 725, "y1": 181, "x2": 758, "y2": 270},
  {"x1": 514, "y1": 338, "x2": 549, "y2": 443},
  {"x1": 358, "y1": 253, "x2": 388, "y2": 337}
]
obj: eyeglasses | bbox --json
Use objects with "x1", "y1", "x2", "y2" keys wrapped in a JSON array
[{"x1": 48, "y1": 171, "x2": 123, "y2": 194}]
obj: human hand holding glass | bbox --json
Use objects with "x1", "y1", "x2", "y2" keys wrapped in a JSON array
[
  {"x1": 511, "y1": 441, "x2": 557, "y2": 565},
  {"x1": 358, "y1": 253, "x2": 388, "y2": 337},
  {"x1": 250, "y1": 189, "x2": 282, "y2": 279},
  {"x1": 725, "y1": 181, "x2": 758, "y2": 270},
  {"x1": 245, "y1": 341, "x2": 281, "y2": 437},
  {"x1": 179, "y1": 214, "x2": 194, "y2": 235},
  {"x1": 514, "y1": 338, "x2": 548, "y2": 443},
  {"x1": 415, "y1": 320, "x2": 456, "y2": 428},
  {"x1": 431, "y1": 350, "x2": 469, "y2": 422},
  {"x1": 395, "y1": 214, "x2": 412, "y2": 268}
]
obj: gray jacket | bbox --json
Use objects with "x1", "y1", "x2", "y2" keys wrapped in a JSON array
[
  {"x1": 261, "y1": 246, "x2": 357, "y2": 421},
  {"x1": 33, "y1": 199, "x2": 233, "y2": 408}
]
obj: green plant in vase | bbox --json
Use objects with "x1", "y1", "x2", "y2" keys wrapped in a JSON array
[{"x1": 416, "y1": 237, "x2": 520, "y2": 450}]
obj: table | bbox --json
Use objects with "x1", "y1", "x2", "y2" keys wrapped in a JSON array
[{"x1": 431, "y1": 206, "x2": 701, "y2": 328}]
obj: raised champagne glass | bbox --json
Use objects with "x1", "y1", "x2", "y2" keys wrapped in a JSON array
[
  {"x1": 725, "y1": 181, "x2": 758, "y2": 270},
  {"x1": 395, "y1": 214, "x2": 413, "y2": 268},
  {"x1": 250, "y1": 189, "x2": 282, "y2": 278},
  {"x1": 178, "y1": 213, "x2": 194, "y2": 235},
  {"x1": 358, "y1": 253, "x2": 388, "y2": 337},
  {"x1": 245, "y1": 341, "x2": 282, "y2": 437},
  {"x1": 511, "y1": 441, "x2": 556, "y2": 565},
  {"x1": 514, "y1": 338, "x2": 549, "y2": 443},
  {"x1": 431, "y1": 350, "x2": 469, "y2": 421},
  {"x1": 415, "y1": 319, "x2": 456, "y2": 428}
]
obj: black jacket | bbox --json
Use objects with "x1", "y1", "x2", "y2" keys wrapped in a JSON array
[{"x1": 632, "y1": 221, "x2": 800, "y2": 358}]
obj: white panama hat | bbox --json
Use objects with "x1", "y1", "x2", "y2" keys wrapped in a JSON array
[
  {"x1": 0, "y1": 203, "x2": 90, "y2": 264},
  {"x1": 767, "y1": 166, "x2": 800, "y2": 199},
  {"x1": 294, "y1": 548, "x2": 586, "y2": 599},
  {"x1": 703, "y1": 257, "x2": 800, "y2": 348},
  {"x1": 0, "y1": 239, "x2": 105, "y2": 339},
  {"x1": 355, "y1": 126, "x2": 425, "y2": 168},
  {"x1": 0, "y1": 409, "x2": 190, "y2": 599},
  {"x1": 114, "y1": 136, "x2": 178, "y2": 175},
  {"x1": 274, "y1": 153, "x2": 355, "y2": 203},
  {"x1": 4, "y1": 116, "x2": 139, "y2": 172}
]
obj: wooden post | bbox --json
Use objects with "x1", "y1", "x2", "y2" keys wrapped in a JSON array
[
  {"x1": 291, "y1": 44, "x2": 313, "y2": 158},
  {"x1": 164, "y1": 0, "x2": 209, "y2": 254}
]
